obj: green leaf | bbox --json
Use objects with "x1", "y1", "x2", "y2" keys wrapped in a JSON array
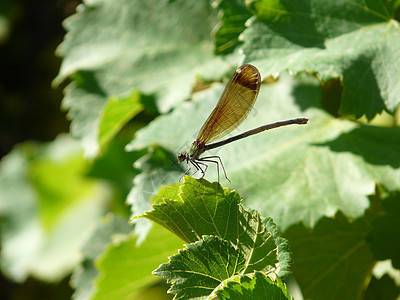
[
  {"x1": 98, "y1": 90, "x2": 143, "y2": 152},
  {"x1": 87, "y1": 139, "x2": 144, "y2": 205},
  {"x1": 372, "y1": 260, "x2": 400, "y2": 283},
  {"x1": 71, "y1": 214, "x2": 132, "y2": 300},
  {"x1": 213, "y1": 271, "x2": 291, "y2": 300},
  {"x1": 126, "y1": 146, "x2": 182, "y2": 242},
  {"x1": 135, "y1": 177, "x2": 287, "y2": 276},
  {"x1": 126, "y1": 75, "x2": 400, "y2": 231},
  {"x1": 213, "y1": 0, "x2": 252, "y2": 54},
  {"x1": 368, "y1": 191, "x2": 400, "y2": 268},
  {"x1": 242, "y1": 0, "x2": 400, "y2": 119},
  {"x1": 29, "y1": 148, "x2": 97, "y2": 231},
  {"x1": 154, "y1": 235, "x2": 246, "y2": 299},
  {"x1": 55, "y1": 0, "x2": 237, "y2": 156},
  {"x1": 92, "y1": 223, "x2": 183, "y2": 300},
  {"x1": 149, "y1": 182, "x2": 182, "y2": 204},
  {"x1": 285, "y1": 212, "x2": 374, "y2": 300},
  {"x1": 0, "y1": 135, "x2": 108, "y2": 282},
  {"x1": 261, "y1": 216, "x2": 291, "y2": 278},
  {"x1": 364, "y1": 274, "x2": 400, "y2": 300}
]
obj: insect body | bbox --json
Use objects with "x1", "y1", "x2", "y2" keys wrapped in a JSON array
[{"x1": 178, "y1": 64, "x2": 308, "y2": 181}]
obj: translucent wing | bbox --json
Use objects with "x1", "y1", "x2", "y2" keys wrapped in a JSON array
[{"x1": 196, "y1": 64, "x2": 261, "y2": 144}]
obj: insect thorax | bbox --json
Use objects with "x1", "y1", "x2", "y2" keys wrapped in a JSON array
[{"x1": 189, "y1": 141, "x2": 206, "y2": 159}]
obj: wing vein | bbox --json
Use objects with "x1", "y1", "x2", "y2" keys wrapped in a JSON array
[{"x1": 196, "y1": 64, "x2": 261, "y2": 144}]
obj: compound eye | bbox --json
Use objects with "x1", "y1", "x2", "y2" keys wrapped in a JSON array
[{"x1": 178, "y1": 153, "x2": 186, "y2": 163}]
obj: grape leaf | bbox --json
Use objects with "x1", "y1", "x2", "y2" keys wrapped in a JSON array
[
  {"x1": 71, "y1": 214, "x2": 132, "y2": 300},
  {"x1": 213, "y1": 0, "x2": 252, "y2": 54},
  {"x1": 154, "y1": 235, "x2": 246, "y2": 299},
  {"x1": 0, "y1": 134, "x2": 108, "y2": 282},
  {"x1": 213, "y1": 271, "x2": 290, "y2": 300},
  {"x1": 126, "y1": 146, "x2": 182, "y2": 242},
  {"x1": 368, "y1": 191, "x2": 400, "y2": 269},
  {"x1": 135, "y1": 177, "x2": 288, "y2": 277},
  {"x1": 55, "y1": 0, "x2": 236, "y2": 156},
  {"x1": 98, "y1": 90, "x2": 143, "y2": 152},
  {"x1": 87, "y1": 138, "x2": 144, "y2": 203},
  {"x1": 372, "y1": 260, "x2": 400, "y2": 285},
  {"x1": 92, "y1": 223, "x2": 183, "y2": 300},
  {"x1": 285, "y1": 212, "x2": 374, "y2": 300},
  {"x1": 241, "y1": 0, "x2": 400, "y2": 119},
  {"x1": 364, "y1": 274, "x2": 400, "y2": 300},
  {"x1": 260, "y1": 216, "x2": 291, "y2": 278},
  {"x1": 126, "y1": 75, "x2": 400, "y2": 231}
]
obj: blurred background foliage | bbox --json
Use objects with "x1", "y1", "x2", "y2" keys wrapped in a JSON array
[
  {"x1": 0, "y1": 0, "x2": 74, "y2": 157},
  {"x1": 1, "y1": 0, "x2": 75, "y2": 299},
  {"x1": 0, "y1": 1, "x2": 165, "y2": 298},
  {"x1": 0, "y1": 0, "x2": 83, "y2": 299}
]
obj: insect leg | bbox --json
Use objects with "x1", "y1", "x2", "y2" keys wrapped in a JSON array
[
  {"x1": 192, "y1": 160, "x2": 207, "y2": 178},
  {"x1": 179, "y1": 160, "x2": 192, "y2": 182},
  {"x1": 199, "y1": 155, "x2": 230, "y2": 183},
  {"x1": 190, "y1": 160, "x2": 203, "y2": 177}
]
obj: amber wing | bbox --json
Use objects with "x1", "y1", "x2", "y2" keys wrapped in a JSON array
[{"x1": 196, "y1": 64, "x2": 261, "y2": 144}]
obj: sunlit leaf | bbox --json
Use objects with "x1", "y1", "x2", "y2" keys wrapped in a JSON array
[
  {"x1": 135, "y1": 177, "x2": 289, "y2": 277},
  {"x1": 55, "y1": 0, "x2": 237, "y2": 156},
  {"x1": 71, "y1": 214, "x2": 132, "y2": 300},
  {"x1": 126, "y1": 75, "x2": 400, "y2": 231},
  {"x1": 98, "y1": 91, "x2": 143, "y2": 152},
  {"x1": 92, "y1": 223, "x2": 183, "y2": 300},
  {"x1": 213, "y1": 271, "x2": 290, "y2": 300},
  {"x1": 242, "y1": 0, "x2": 400, "y2": 119},
  {"x1": 154, "y1": 236, "x2": 246, "y2": 299},
  {"x1": 0, "y1": 135, "x2": 109, "y2": 282}
]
